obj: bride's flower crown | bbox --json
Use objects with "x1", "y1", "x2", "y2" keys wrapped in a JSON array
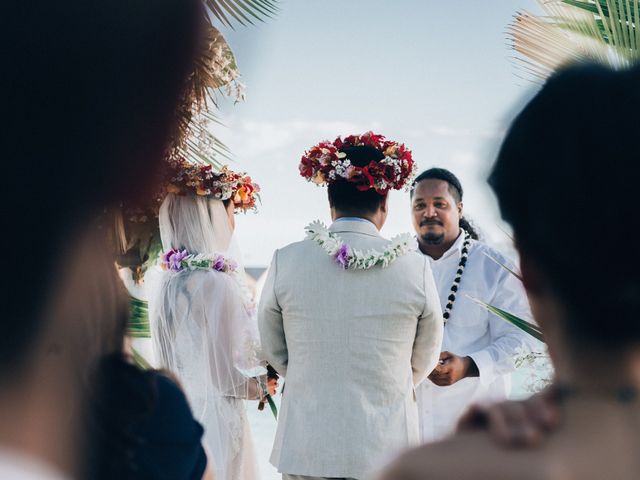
[
  {"x1": 163, "y1": 158, "x2": 260, "y2": 213},
  {"x1": 299, "y1": 131, "x2": 416, "y2": 194}
]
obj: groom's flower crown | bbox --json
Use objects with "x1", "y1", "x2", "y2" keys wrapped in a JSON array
[
  {"x1": 299, "y1": 131, "x2": 416, "y2": 194},
  {"x1": 163, "y1": 158, "x2": 261, "y2": 213}
]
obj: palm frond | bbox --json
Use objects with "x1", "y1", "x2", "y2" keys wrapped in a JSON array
[
  {"x1": 206, "y1": 0, "x2": 279, "y2": 28},
  {"x1": 128, "y1": 296, "x2": 151, "y2": 339},
  {"x1": 170, "y1": 23, "x2": 242, "y2": 168},
  {"x1": 131, "y1": 347, "x2": 152, "y2": 370},
  {"x1": 482, "y1": 251, "x2": 523, "y2": 281},
  {"x1": 468, "y1": 296, "x2": 545, "y2": 343},
  {"x1": 508, "y1": 0, "x2": 640, "y2": 80}
]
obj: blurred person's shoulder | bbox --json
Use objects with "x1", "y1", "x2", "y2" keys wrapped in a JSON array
[
  {"x1": 0, "y1": 449, "x2": 69, "y2": 480},
  {"x1": 137, "y1": 369, "x2": 204, "y2": 442},
  {"x1": 379, "y1": 431, "x2": 548, "y2": 480}
]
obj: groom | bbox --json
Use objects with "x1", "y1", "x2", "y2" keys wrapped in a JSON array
[{"x1": 259, "y1": 132, "x2": 444, "y2": 480}]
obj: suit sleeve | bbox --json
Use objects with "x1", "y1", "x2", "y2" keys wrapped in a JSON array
[
  {"x1": 258, "y1": 249, "x2": 288, "y2": 377},
  {"x1": 411, "y1": 258, "x2": 444, "y2": 385},
  {"x1": 467, "y1": 260, "x2": 540, "y2": 387}
]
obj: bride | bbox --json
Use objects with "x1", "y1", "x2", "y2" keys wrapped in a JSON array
[{"x1": 149, "y1": 162, "x2": 275, "y2": 480}]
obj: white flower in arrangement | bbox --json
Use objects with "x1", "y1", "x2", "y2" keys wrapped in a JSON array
[
  {"x1": 305, "y1": 221, "x2": 415, "y2": 270},
  {"x1": 514, "y1": 346, "x2": 554, "y2": 394},
  {"x1": 334, "y1": 159, "x2": 352, "y2": 179}
]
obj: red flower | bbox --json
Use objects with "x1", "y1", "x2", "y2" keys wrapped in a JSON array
[{"x1": 298, "y1": 131, "x2": 415, "y2": 192}]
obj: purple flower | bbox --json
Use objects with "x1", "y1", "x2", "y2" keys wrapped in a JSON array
[
  {"x1": 335, "y1": 243, "x2": 351, "y2": 269},
  {"x1": 162, "y1": 248, "x2": 189, "y2": 273},
  {"x1": 212, "y1": 255, "x2": 226, "y2": 272}
]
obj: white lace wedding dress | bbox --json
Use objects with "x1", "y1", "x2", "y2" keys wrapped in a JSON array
[{"x1": 149, "y1": 194, "x2": 264, "y2": 480}]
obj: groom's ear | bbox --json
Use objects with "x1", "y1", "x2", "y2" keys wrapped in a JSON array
[{"x1": 380, "y1": 194, "x2": 389, "y2": 213}]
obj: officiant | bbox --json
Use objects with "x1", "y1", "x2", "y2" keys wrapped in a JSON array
[{"x1": 410, "y1": 168, "x2": 538, "y2": 442}]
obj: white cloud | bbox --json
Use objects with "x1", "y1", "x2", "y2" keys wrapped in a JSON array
[
  {"x1": 217, "y1": 119, "x2": 371, "y2": 159},
  {"x1": 428, "y1": 125, "x2": 504, "y2": 139}
]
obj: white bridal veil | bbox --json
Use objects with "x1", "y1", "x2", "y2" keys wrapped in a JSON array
[{"x1": 149, "y1": 193, "x2": 264, "y2": 414}]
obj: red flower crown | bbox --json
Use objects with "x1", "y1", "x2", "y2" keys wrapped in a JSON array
[
  {"x1": 163, "y1": 158, "x2": 260, "y2": 213},
  {"x1": 299, "y1": 131, "x2": 416, "y2": 194}
]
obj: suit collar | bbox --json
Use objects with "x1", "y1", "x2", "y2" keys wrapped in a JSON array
[{"x1": 329, "y1": 219, "x2": 382, "y2": 238}]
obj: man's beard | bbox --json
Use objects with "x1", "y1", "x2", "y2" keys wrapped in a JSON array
[{"x1": 420, "y1": 233, "x2": 445, "y2": 245}]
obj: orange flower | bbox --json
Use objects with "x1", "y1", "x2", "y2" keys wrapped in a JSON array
[
  {"x1": 384, "y1": 144, "x2": 398, "y2": 157},
  {"x1": 312, "y1": 171, "x2": 326, "y2": 185},
  {"x1": 166, "y1": 183, "x2": 181, "y2": 194},
  {"x1": 234, "y1": 185, "x2": 250, "y2": 204}
]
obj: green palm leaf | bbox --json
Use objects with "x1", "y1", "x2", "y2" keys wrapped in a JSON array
[
  {"x1": 131, "y1": 347, "x2": 152, "y2": 370},
  {"x1": 128, "y1": 296, "x2": 151, "y2": 339},
  {"x1": 469, "y1": 296, "x2": 545, "y2": 343},
  {"x1": 482, "y1": 251, "x2": 523, "y2": 282},
  {"x1": 206, "y1": 0, "x2": 279, "y2": 28},
  {"x1": 509, "y1": 0, "x2": 640, "y2": 80}
]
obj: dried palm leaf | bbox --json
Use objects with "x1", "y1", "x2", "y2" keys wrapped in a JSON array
[
  {"x1": 170, "y1": 22, "x2": 243, "y2": 167},
  {"x1": 509, "y1": 0, "x2": 640, "y2": 80}
]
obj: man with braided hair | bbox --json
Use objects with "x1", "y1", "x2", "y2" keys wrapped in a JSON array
[{"x1": 410, "y1": 168, "x2": 537, "y2": 442}]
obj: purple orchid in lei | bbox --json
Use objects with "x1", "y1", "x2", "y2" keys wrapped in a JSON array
[
  {"x1": 162, "y1": 248, "x2": 189, "y2": 273},
  {"x1": 212, "y1": 254, "x2": 238, "y2": 273},
  {"x1": 335, "y1": 243, "x2": 352, "y2": 269},
  {"x1": 212, "y1": 254, "x2": 226, "y2": 272}
]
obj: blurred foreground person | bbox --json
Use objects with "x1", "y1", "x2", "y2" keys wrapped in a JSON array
[
  {"x1": 0, "y1": 1, "x2": 200, "y2": 478},
  {"x1": 88, "y1": 340, "x2": 213, "y2": 480},
  {"x1": 380, "y1": 64, "x2": 640, "y2": 479}
]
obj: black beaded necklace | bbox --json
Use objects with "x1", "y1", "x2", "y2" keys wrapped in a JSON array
[{"x1": 442, "y1": 230, "x2": 472, "y2": 326}]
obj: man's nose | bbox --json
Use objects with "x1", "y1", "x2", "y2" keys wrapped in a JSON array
[{"x1": 424, "y1": 205, "x2": 437, "y2": 218}]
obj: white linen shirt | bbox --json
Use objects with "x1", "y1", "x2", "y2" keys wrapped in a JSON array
[{"x1": 416, "y1": 230, "x2": 538, "y2": 442}]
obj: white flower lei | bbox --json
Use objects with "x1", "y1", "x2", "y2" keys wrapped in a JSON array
[{"x1": 305, "y1": 220, "x2": 416, "y2": 270}]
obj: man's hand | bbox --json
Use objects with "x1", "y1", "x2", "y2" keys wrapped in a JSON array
[
  {"x1": 456, "y1": 386, "x2": 561, "y2": 447},
  {"x1": 428, "y1": 351, "x2": 479, "y2": 386}
]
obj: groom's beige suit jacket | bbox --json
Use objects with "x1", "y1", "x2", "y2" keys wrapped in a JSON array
[{"x1": 258, "y1": 219, "x2": 444, "y2": 479}]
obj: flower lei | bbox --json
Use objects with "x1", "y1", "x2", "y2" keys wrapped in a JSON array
[
  {"x1": 442, "y1": 230, "x2": 472, "y2": 325},
  {"x1": 163, "y1": 159, "x2": 260, "y2": 213},
  {"x1": 299, "y1": 131, "x2": 416, "y2": 194},
  {"x1": 160, "y1": 248, "x2": 238, "y2": 274},
  {"x1": 305, "y1": 221, "x2": 416, "y2": 270}
]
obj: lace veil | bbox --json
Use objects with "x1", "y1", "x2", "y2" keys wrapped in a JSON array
[{"x1": 149, "y1": 193, "x2": 263, "y2": 417}]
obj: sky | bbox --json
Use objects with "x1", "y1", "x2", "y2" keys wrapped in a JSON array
[{"x1": 215, "y1": 0, "x2": 544, "y2": 267}]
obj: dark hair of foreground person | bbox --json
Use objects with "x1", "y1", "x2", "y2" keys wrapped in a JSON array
[{"x1": 379, "y1": 63, "x2": 640, "y2": 480}]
